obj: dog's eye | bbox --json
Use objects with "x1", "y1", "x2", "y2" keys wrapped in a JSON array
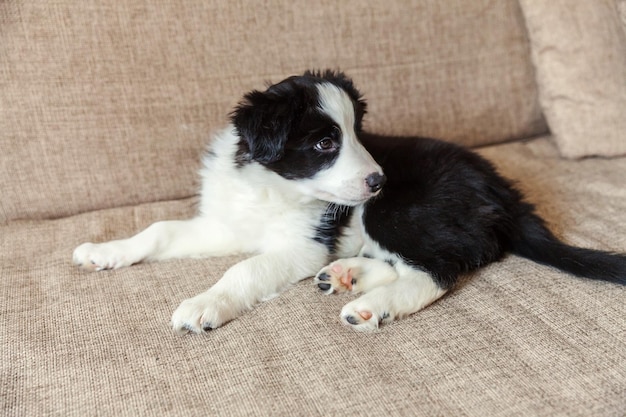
[{"x1": 314, "y1": 138, "x2": 337, "y2": 152}]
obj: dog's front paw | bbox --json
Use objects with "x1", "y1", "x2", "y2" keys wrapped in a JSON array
[
  {"x1": 171, "y1": 292, "x2": 238, "y2": 334},
  {"x1": 73, "y1": 242, "x2": 133, "y2": 271}
]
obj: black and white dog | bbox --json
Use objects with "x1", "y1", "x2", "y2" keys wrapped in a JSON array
[{"x1": 73, "y1": 70, "x2": 626, "y2": 333}]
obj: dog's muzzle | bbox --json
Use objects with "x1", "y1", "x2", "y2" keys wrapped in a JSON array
[{"x1": 366, "y1": 172, "x2": 386, "y2": 193}]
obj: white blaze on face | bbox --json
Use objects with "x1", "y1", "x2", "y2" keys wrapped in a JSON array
[{"x1": 298, "y1": 83, "x2": 383, "y2": 206}]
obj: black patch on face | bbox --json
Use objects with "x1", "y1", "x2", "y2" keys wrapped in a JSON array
[
  {"x1": 314, "y1": 203, "x2": 353, "y2": 254},
  {"x1": 268, "y1": 111, "x2": 342, "y2": 179},
  {"x1": 230, "y1": 70, "x2": 367, "y2": 179}
]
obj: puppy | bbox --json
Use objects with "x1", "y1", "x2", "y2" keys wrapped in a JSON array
[{"x1": 73, "y1": 70, "x2": 626, "y2": 332}]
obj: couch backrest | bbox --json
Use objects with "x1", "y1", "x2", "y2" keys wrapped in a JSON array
[{"x1": 0, "y1": 0, "x2": 546, "y2": 223}]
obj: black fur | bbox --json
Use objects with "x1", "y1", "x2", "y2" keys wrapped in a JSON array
[
  {"x1": 231, "y1": 70, "x2": 364, "y2": 179},
  {"x1": 313, "y1": 204, "x2": 353, "y2": 254},
  {"x1": 359, "y1": 132, "x2": 626, "y2": 288},
  {"x1": 240, "y1": 70, "x2": 626, "y2": 288}
]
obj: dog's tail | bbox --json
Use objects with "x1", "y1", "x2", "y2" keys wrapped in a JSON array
[{"x1": 510, "y1": 211, "x2": 626, "y2": 285}]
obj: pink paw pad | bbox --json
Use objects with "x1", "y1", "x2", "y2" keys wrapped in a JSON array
[
  {"x1": 315, "y1": 262, "x2": 358, "y2": 293},
  {"x1": 330, "y1": 263, "x2": 355, "y2": 290},
  {"x1": 358, "y1": 311, "x2": 373, "y2": 320}
]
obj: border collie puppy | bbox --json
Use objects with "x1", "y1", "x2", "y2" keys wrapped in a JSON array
[{"x1": 73, "y1": 70, "x2": 626, "y2": 332}]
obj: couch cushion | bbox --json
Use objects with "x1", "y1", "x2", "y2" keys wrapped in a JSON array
[
  {"x1": 0, "y1": 0, "x2": 545, "y2": 223},
  {"x1": 519, "y1": 0, "x2": 626, "y2": 158},
  {"x1": 2, "y1": 136, "x2": 625, "y2": 416}
]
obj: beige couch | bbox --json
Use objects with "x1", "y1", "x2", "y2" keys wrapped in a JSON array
[{"x1": 2, "y1": 1, "x2": 626, "y2": 415}]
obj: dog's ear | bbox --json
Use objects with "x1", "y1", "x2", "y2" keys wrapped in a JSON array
[{"x1": 231, "y1": 88, "x2": 296, "y2": 164}]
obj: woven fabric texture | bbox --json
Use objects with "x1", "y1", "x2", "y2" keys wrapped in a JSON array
[
  {"x1": 519, "y1": 0, "x2": 626, "y2": 159},
  {"x1": 3, "y1": 1, "x2": 625, "y2": 415},
  {"x1": 2, "y1": 137, "x2": 626, "y2": 416},
  {"x1": 0, "y1": 0, "x2": 544, "y2": 223}
]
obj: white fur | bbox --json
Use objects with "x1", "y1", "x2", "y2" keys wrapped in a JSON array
[
  {"x1": 73, "y1": 83, "x2": 445, "y2": 333},
  {"x1": 314, "y1": 215, "x2": 447, "y2": 331},
  {"x1": 297, "y1": 84, "x2": 383, "y2": 205},
  {"x1": 339, "y1": 265, "x2": 446, "y2": 331},
  {"x1": 74, "y1": 125, "x2": 336, "y2": 333}
]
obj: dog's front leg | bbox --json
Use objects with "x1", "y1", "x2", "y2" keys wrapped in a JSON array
[
  {"x1": 171, "y1": 249, "x2": 324, "y2": 334},
  {"x1": 73, "y1": 217, "x2": 241, "y2": 271}
]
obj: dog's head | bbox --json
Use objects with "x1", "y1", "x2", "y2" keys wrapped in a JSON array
[{"x1": 231, "y1": 70, "x2": 385, "y2": 206}]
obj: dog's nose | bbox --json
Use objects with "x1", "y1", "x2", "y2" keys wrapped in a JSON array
[{"x1": 366, "y1": 172, "x2": 386, "y2": 193}]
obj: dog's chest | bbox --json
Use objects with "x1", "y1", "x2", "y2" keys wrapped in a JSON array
[{"x1": 199, "y1": 167, "x2": 327, "y2": 252}]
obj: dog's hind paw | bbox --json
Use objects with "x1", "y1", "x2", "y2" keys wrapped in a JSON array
[
  {"x1": 314, "y1": 260, "x2": 359, "y2": 294},
  {"x1": 314, "y1": 257, "x2": 399, "y2": 295},
  {"x1": 339, "y1": 296, "x2": 395, "y2": 331}
]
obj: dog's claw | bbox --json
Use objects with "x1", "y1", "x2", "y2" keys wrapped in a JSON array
[{"x1": 317, "y1": 272, "x2": 330, "y2": 281}]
